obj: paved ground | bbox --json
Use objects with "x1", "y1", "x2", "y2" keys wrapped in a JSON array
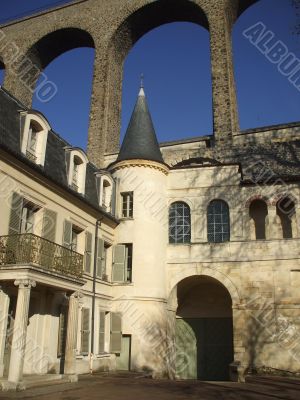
[{"x1": 0, "y1": 372, "x2": 300, "y2": 400}]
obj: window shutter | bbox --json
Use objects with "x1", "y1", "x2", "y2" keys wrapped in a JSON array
[
  {"x1": 96, "y1": 238, "x2": 105, "y2": 278},
  {"x1": 62, "y1": 220, "x2": 72, "y2": 249},
  {"x1": 110, "y1": 313, "x2": 122, "y2": 353},
  {"x1": 99, "y1": 311, "x2": 106, "y2": 353},
  {"x1": 81, "y1": 307, "x2": 90, "y2": 355},
  {"x1": 84, "y1": 231, "x2": 93, "y2": 273},
  {"x1": 8, "y1": 193, "x2": 23, "y2": 235},
  {"x1": 111, "y1": 180, "x2": 116, "y2": 216},
  {"x1": 42, "y1": 209, "x2": 57, "y2": 242},
  {"x1": 112, "y1": 245, "x2": 126, "y2": 282},
  {"x1": 57, "y1": 309, "x2": 67, "y2": 357}
]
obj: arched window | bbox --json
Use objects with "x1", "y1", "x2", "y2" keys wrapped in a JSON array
[
  {"x1": 169, "y1": 202, "x2": 191, "y2": 244},
  {"x1": 207, "y1": 200, "x2": 230, "y2": 243},
  {"x1": 20, "y1": 112, "x2": 50, "y2": 166},
  {"x1": 277, "y1": 197, "x2": 295, "y2": 239},
  {"x1": 95, "y1": 173, "x2": 114, "y2": 213},
  {"x1": 66, "y1": 148, "x2": 88, "y2": 195},
  {"x1": 249, "y1": 199, "x2": 268, "y2": 240}
]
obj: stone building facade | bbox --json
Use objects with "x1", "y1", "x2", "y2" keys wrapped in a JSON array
[{"x1": 0, "y1": 0, "x2": 300, "y2": 391}]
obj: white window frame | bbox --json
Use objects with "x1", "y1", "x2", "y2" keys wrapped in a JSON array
[
  {"x1": 21, "y1": 112, "x2": 50, "y2": 166},
  {"x1": 95, "y1": 172, "x2": 114, "y2": 213},
  {"x1": 121, "y1": 192, "x2": 133, "y2": 218},
  {"x1": 66, "y1": 148, "x2": 88, "y2": 195}
]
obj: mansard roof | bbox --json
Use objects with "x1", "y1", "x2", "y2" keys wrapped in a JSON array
[{"x1": 0, "y1": 87, "x2": 118, "y2": 223}]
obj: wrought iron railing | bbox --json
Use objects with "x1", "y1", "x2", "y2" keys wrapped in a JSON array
[{"x1": 0, "y1": 234, "x2": 83, "y2": 278}]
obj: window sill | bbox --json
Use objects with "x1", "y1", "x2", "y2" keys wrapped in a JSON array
[
  {"x1": 119, "y1": 217, "x2": 134, "y2": 221},
  {"x1": 95, "y1": 353, "x2": 111, "y2": 358}
]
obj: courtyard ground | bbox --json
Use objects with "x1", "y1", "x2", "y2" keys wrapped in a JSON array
[{"x1": 0, "y1": 372, "x2": 299, "y2": 400}]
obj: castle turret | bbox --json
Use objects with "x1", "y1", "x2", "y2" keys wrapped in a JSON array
[
  {"x1": 117, "y1": 87, "x2": 164, "y2": 164},
  {"x1": 110, "y1": 86, "x2": 170, "y2": 377}
]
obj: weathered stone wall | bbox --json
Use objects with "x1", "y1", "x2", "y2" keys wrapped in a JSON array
[{"x1": 0, "y1": 0, "x2": 258, "y2": 167}]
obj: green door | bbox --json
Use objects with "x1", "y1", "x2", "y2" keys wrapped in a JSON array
[
  {"x1": 175, "y1": 319, "x2": 197, "y2": 379},
  {"x1": 116, "y1": 335, "x2": 131, "y2": 371},
  {"x1": 175, "y1": 318, "x2": 233, "y2": 381}
]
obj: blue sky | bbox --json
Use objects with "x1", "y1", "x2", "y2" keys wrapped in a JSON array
[{"x1": 0, "y1": 0, "x2": 299, "y2": 150}]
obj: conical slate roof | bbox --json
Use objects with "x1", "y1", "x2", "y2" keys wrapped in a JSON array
[{"x1": 117, "y1": 88, "x2": 164, "y2": 164}]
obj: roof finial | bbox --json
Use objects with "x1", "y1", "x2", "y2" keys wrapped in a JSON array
[{"x1": 139, "y1": 73, "x2": 145, "y2": 96}]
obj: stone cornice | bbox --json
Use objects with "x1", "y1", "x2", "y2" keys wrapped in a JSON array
[{"x1": 109, "y1": 159, "x2": 169, "y2": 175}]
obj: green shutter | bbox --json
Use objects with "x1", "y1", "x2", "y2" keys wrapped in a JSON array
[
  {"x1": 112, "y1": 245, "x2": 126, "y2": 282},
  {"x1": 63, "y1": 220, "x2": 72, "y2": 249},
  {"x1": 84, "y1": 231, "x2": 93, "y2": 273},
  {"x1": 42, "y1": 209, "x2": 57, "y2": 242},
  {"x1": 99, "y1": 311, "x2": 106, "y2": 353},
  {"x1": 96, "y1": 238, "x2": 105, "y2": 278},
  {"x1": 81, "y1": 307, "x2": 90, "y2": 355},
  {"x1": 110, "y1": 313, "x2": 122, "y2": 353},
  {"x1": 8, "y1": 192, "x2": 23, "y2": 235}
]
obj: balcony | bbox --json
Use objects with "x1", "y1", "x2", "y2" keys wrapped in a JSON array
[{"x1": 0, "y1": 234, "x2": 83, "y2": 278}]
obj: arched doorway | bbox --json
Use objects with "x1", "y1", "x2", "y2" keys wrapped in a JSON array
[{"x1": 175, "y1": 275, "x2": 234, "y2": 381}]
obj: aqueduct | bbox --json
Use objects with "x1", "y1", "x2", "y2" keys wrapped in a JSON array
[{"x1": 0, "y1": 0, "x2": 259, "y2": 167}]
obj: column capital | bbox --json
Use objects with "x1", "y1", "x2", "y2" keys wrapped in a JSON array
[
  {"x1": 14, "y1": 279, "x2": 36, "y2": 289},
  {"x1": 70, "y1": 291, "x2": 83, "y2": 300}
]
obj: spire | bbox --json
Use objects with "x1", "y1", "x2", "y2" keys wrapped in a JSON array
[{"x1": 117, "y1": 83, "x2": 164, "y2": 164}]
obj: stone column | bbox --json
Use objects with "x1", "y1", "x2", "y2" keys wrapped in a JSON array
[
  {"x1": 166, "y1": 287, "x2": 178, "y2": 379},
  {"x1": 0, "y1": 288, "x2": 10, "y2": 377},
  {"x1": 87, "y1": 47, "x2": 123, "y2": 166},
  {"x1": 64, "y1": 292, "x2": 82, "y2": 376},
  {"x1": 3, "y1": 50, "x2": 43, "y2": 109},
  {"x1": 8, "y1": 279, "x2": 36, "y2": 384},
  {"x1": 232, "y1": 305, "x2": 246, "y2": 382},
  {"x1": 208, "y1": 3, "x2": 240, "y2": 143},
  {"x1": 266, "y1": 206, "x2": 281, "y2": 239}
]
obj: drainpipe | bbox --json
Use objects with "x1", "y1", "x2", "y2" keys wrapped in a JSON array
[{"x1": 90, "y1": 217, "x2": 103, "y2": 374}]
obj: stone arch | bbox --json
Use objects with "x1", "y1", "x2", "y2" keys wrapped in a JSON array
[
  {"x1": 168, "y1": 265, "x2": 241, "y2": 307},
  {"x1": 26, "y1": 27, "x2": 95, "y2": 70},
  {"x1": 237, "y1": 0, "x2": 260, "y2": 17},
  {"x1": 3, "y1": 27, "x2": 95, "y2": 107},
  {"x1": 168, "y1": 268, "x2": 245, "y2": 381},
  {"x1": 271, "y1": 192, "x2": 298, "y2": 207},
  {"x1": 99, "y1": 0, "x2": 209, "y2": 157},
  {"x1": 245, "y1": 194, "x2": 270, "y2": 208}
]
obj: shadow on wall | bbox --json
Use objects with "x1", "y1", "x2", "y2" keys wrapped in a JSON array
[{"x1": 176, "y1": 144, "x2": 300, "y2": 375}]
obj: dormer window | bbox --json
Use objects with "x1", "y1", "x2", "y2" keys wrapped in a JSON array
[
  {"x1": 26, "y1": 123, "x2": 38, "y2": 162},
  {"x1": 66, "y1": 149, "x2": 88, "y2": 195},
  {"x1": 72, "y1": 156, "x2": 82, "y2": 192},
  {"x1": 95, "y1": 173, "x2": 114, "y2": 214},
  {"x1": 21, "y1": 112, "x2": 50, "y2": 166}
]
